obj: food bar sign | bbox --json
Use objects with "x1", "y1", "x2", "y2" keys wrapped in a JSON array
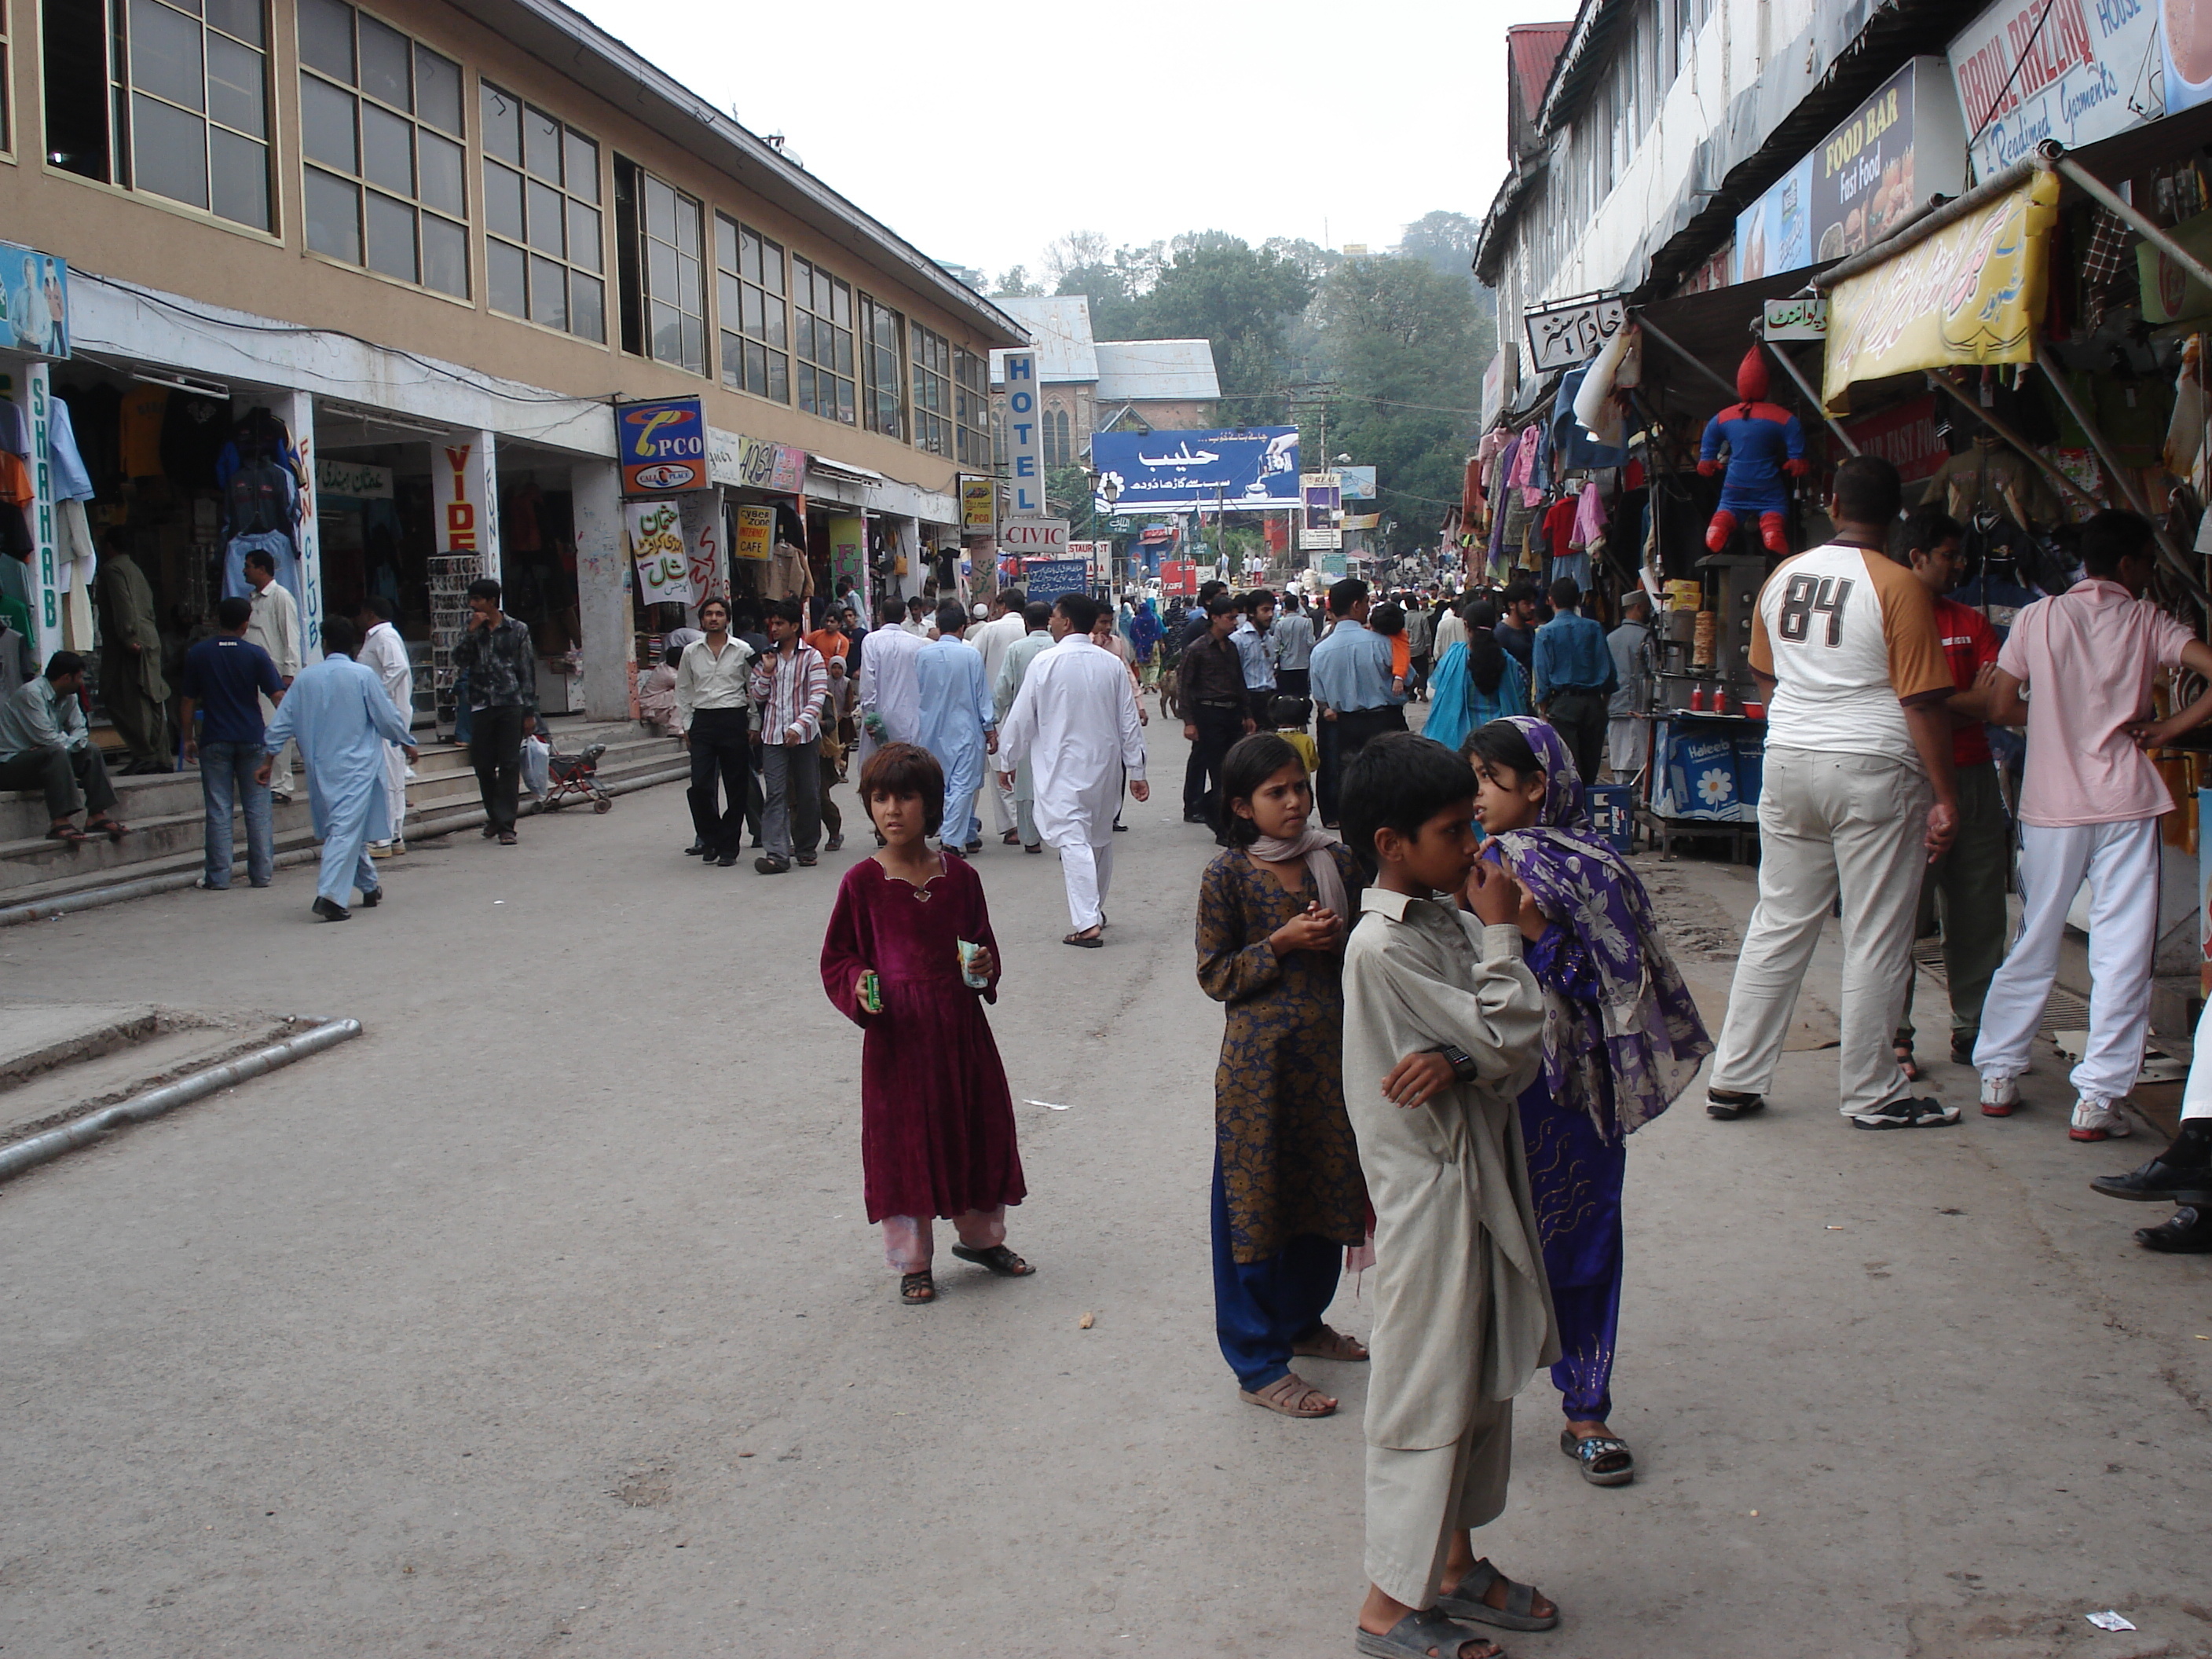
[{"x1": 1523, "y1": 294, "x2": 1627, "y2": 373}]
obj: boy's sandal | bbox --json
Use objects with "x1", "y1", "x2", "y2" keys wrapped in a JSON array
[
  {"x1": 45, "y1": 822, "x2": 91, "y2": 844},
  {"x1": 898, "y1": 1270, "x2": 936, "y2": 1305},
  {"x1": 1893, "y1": 1041, "x2": 1921, "y2": 1082},
  {"x1": 1240, "y1": 1372, "x2": 1335, "y2": 1417},
  {"x1": 950, "y1": 1243, "x2": 1034, "y2": 1276},
  {"x1": 1292, "y1": 1323, "x2": 1369, "y2": 1361},
  {"x1": 1062, "y1": 928, "x2": 1103, "y2": 948},
  {"x1": 85, "y1": 816, "x2": 128, "y2": 841},
  {"x1": 1439, "y1": 1558, "x2": 1562, "y2": 1630},
  {"x1": 1558, "y1": 1427, "x2": 1635, "y2": 1486},
  {"x1": 1353, "y1": 1607, "x2": 1503, "y2": 1659}
]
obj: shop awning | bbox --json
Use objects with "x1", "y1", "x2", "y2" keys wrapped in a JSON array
[
  {"x1": 808, "y1": 456, "x2": 885, "y2": 487},
  {"x1": 1632, "y1": 269, "x2": 1835, "y2": 400}
]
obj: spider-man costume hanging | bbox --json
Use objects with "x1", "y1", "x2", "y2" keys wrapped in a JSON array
[{"x1": 1697, "y1": 346, "x2": 1807, "y2": 555}]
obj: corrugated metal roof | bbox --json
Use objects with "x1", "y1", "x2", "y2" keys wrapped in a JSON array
[
  {"x1": 1093, "y1": 340, "x2": 1221, "y2": 402},
  {"x1": 1509, "y1": 25, "x2": 1573, "y2": 137},
  {"x1": 989, "y1": 295, "x2": 1099, "y2": 381}
]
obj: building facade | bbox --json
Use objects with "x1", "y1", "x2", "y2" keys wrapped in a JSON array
[
  {"x1": 987, "y1": 295, "x2": 1221, "y2": 471},
  {"x1": 1, "y1": 0, "x2": 1022, "y2": 721}
]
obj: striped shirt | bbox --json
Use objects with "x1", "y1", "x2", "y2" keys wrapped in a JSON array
[{"x1": 749, "y1": 639, "x2": 830, "y2": 745}]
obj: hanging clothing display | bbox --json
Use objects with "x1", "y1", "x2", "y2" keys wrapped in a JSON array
[
  {"x1": 119, "y1": 386, "x2": 170, "y2": 478},
  {"x1": 57, "y1": 500, "x2": 97, "y2": 651},
  {"x1": 160, "y1": 394, "x2": 230, "y2": 489},
  {"x1": 47, "y1": 397, "x2": 93, "y2": 502},
  {"x1": 0, "y1": 400, "x2": 24, "y2": 459}
]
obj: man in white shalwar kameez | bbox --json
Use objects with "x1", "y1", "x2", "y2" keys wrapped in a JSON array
[
  {"x1": 996, "y1": 593, "x2": 1148, "y2": 946},
  {"x1": 971, "y1": 589, "x2": 1029, "y2": 839},
  {"x1": 856, "y1": 593, "x2": 925, "y2": 767},
  {"x1": 260, "y1": 617, "x2": 418, "y2": 921},
  {"x1": 993, "y1": 601, "x2": 1055, "y2": 851},
  {"x1": 914, "y1": 601, "x2": 996, "y2": 853},
  {"x1": 355, "y1": 596, "x2": 415, "y2": 855}
]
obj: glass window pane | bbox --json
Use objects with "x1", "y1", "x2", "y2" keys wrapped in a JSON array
[
  {"x1": 567, "y1": 201, "x2": 601, "y2": 272},
  {"x1": 650, "y1": 298, "x2": 681, "y2": 365},
  {"x1": 761, "y1": 237, "x2": 783, "y2": 295},
  {"x1": 132, "y1": 0, "x2": 205, "y2": 111},
  {"x1": 414, "y1": 46, "x2": 460, "y2": 134},
  {"x1": 644, "y1": 175, "x2": 676, "y2": 243},
  {"x1": 297, "y1": 0, "x2": 353, "y2": 82},
  {"x1": 837, "y1": 379, "x2": 855, "y2": 426},
  {"x1": 209, "y1": 126, "x2": 269, "y2": 227},
  {"x1": 364, "y1": 189, "x2": 416, "y2": 280},
  {"x1": 740, "y1": 284, "x2": 761, "y2": 338},
  {"x1": 767, "y1": 352, "x2": 788, "y2": 403},
  {"x1": 833, "y1": 329, "x2": 853, "y2": 376},
  {"x1": 522, "y1": 104, "x2": 559, "y2": 181},
  {"x1": 418, "y1": 130, "x2": 463, "y2": 215},
  {"x1": 570, "y1": 271, "x2": 605, "y2": 342},
  {"x1": 797, "y1": 364, "x2": 815, "y2": 415},
  {"x1": 483, "y1": 160, "x2": 522, "y2": 240},
  {"x1": 479, "y1": 81, "x2": 519, "y2": 163},
  {"x1": 207, "y1": 0, "x2": 263, "y2": 47},
  {"x1": 796, "y1": 313, "x2": 813, "y2": 363},
  {"x1": 736, "y1": 226, "x2": 756, "y2": 281},
  {"x1": 304, "y1": 167, "x2": 361, "y2": 262},
  {"x1": 207, "y1": 35, "x2": 264, "y2": 136},
  {"x1": 832, "y1": 283, "x2": 851, "y2": 328},
  {"x1": 357, "y1": 14, "x2": 409, "y2": 110},
  {"x1": 299, "y1": 75, "x2": 357, "y2": 174},
  {"x1": 133, "y1": 93, "x2": 208, "y2": 207},
  {"x1": 361, "y1": 101, "x2": 412, "y2": 195},
  {"x1": 678, "y1": 254, "x2": 700, "y2": 312},
  {"x1": 762, "y1": 295, "x2": 785, "y2": 348},
  {"x1": 564, "y1": 130, "x2": 599, "y2": 203},
  {"x1": 675, "y1": 200, "x2": 699, "y2": 256},
  {"x1": 681, "y1": 313, "x2": 704, "y2": 376},
  {"x1": 422, "y1": 213, "x2": 467, "y2": 297},
  {"x1": 529, "y1": 254, "x2": 567, "y2": 330},
  {"x1": 717, "y1": 272, "x2": 741, "y2": 324},
  {"x1": 714, "y1": 214, "x2": 737, "y2": 273},
  {"x1": 647, "y1": 237, "x2": 676, "y2": 303},
  {"x1": 486, "y1": 236, "x2": 526, "y2": 316},
  {"x1": 743, "y1": 340, "x2": 764, "y2": 393},
  {"x1": 526, "y1": 178, "x2": 563, "y2": 254}
]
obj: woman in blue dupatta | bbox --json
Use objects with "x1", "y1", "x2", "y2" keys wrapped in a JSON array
[
  {"x1": 1464, "y1": 714, "x2": 1711, "y2": 1487},
  {"x1": 1129, "y1": 599, "x2": 1164, "y2": 687},
  {"x1": 1422, "y1": 598, "x2": 1529, "y2": 753}
]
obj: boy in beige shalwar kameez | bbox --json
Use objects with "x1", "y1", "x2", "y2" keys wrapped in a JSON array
[{"x1": 1340, "y1": 731, "x2": 1560, "y2": 1658}]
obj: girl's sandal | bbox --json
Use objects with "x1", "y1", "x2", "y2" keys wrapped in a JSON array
[
  {"x1": 1291, "y1": 1323, "x2": 1369, "y2": 1362},
  {"x1": 899, "y1": 1270, "x2": 936, "y2": 1305},
  {"x1": 1559, "y1": 1427, "x2": 1635, "y2": 1485},
  {"x1": 1239, "y1": 1372, "x2": 1335, "y2": 1417},
  {"x1": 950, "y1": 1243, "x2": 1034, "y2": 1276}
]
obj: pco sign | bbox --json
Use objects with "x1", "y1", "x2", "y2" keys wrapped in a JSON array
[{"x1": 617, "y1": 396, "x2": 708, "y2": 494}]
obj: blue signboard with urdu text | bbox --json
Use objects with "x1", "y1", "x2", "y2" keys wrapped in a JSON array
[{"x1": 1090, "y1": 427, "x2": 1300, "y2": 514}]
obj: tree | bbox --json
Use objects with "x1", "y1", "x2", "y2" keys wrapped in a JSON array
[
  {"x1": 1129, "y1": 232, "x2": 1317, "y2": 419},
  {"x1": 991, "y1": 265, "x2": 1043, "y2": 298}
]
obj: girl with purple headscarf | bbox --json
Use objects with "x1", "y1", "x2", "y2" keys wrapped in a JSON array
[{"x1": 1463, "y1": 715, "x2": 1712, "y2": 1487}]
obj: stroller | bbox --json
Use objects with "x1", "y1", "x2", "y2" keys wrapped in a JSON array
[{"x1": 538, "y1": 741, "x2": 614, "y2": 814}]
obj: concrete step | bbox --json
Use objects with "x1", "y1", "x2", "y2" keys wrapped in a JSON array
[{"x1": 0, "y1": 1013, "x2": 301, "y2": 1148}]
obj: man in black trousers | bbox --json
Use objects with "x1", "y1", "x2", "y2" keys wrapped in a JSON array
[
  {"x1": 1176, "y1": 591, "x2": 1254, "y2": 844},
  {"x1": 1179, "y1": 579, "x2": 1231, "y2": 822},
  {"x1": 449, "y1": 577, "x2": 538, "y2": 848},
  {"x1": 673, "y1": 596, "x2": 758, "y2": 868}
]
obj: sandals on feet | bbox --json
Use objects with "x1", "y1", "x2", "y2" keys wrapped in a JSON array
[
  {"x1": 1440, "y1": 1558, "x2": 1562, "y2": 1631},
  {"x1": 85, "y1": 816, "x2": 127, "y2": 842},
  {"x1": 1062, "y1": 928, "x2": 1103, "y2": 948},
  {"x1": 1293, "y1": 1324, "x2": 1370, "y2": 1362},
  {"x1": 1240, "y1": 1372, "x2": 1336, "y2": 1418},
  {"x1": 950, "y1": 1243, "x2": 1034, "y2": 1276},
  {"x1": 44, "y1": 822, "x2": 90, "y2": 844},
  {"x1": 899, "y1": 1270, "x2": 936, "y2": 1305},
  {"x1": 1559, "y1": 1427, "x2": 1635, "y2": 1486},
  {"x1": 1354, "y1": 1607, "x2": 1503, "y2": 1659}
]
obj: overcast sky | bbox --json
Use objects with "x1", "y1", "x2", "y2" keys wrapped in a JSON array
[{"x1": 566, "y1": 0, "x2": 1577, "y2": 280}]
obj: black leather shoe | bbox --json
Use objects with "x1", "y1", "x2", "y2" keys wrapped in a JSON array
[
  {"x1": 358, "y1": 888, "x2": 383, "y2": 908},
  {"x1": 2091, "y1": 1154, "x2": 2212, "y2": 1205},
  {"x1": 716, "y1": 853, "x2": 738, "y2": 868},
  {"x1": 311, "y1": 895, "x2": 350, "y2": 922},
  {"x1": 683, "y1": 840, "x2": 706, "y2": 855},
  {"x1": 2136, "y1": 1205, "x2": 2212, "y2": 1253}
]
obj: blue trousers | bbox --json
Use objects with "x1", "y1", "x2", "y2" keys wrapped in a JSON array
[
  {"x1": 198, "y1": 739, "x2": 273, "y2": 888},
  {"x1": 1518, "y1": 1081, "x2": 1627, "y2": 1421},
  {"x1": 314, "y1": 800, "x2": 380, "y2": 907},
  {"x1": 1210, "y1": 1155, "x2": 1342, "y2": 1392}
]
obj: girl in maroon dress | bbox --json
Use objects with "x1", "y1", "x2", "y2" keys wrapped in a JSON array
[{"x1": 822, "y1": 742, "x2": 1034, "y2": 1304}]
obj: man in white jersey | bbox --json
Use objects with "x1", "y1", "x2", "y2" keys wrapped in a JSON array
[{"x1": 1705, "y1": 456, "x2": 1963, "y2": 1130}]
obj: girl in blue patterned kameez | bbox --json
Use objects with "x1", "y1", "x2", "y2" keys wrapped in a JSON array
[
  {"x1": 1465, "y1": 716, "x2": 1712, "y2": 1486},
  {"x1": 1196, "y1": 734, "x2": 1371, "y2": 1419}
]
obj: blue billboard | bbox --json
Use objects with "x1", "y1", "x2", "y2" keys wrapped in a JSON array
[
  {"x1": 1021, "y1": 558, "x2": 1091, "y2": 602},
  {"x1": 1091, "y1": 427, "x2": 1299, "y2": 514}
]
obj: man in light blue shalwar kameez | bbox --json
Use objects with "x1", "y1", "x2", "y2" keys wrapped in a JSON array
[
  {"x1": 914, "y1": 600, "x2": 996, "y2": 853},
  {"x1": 260, "y1": 617, "x2": 419, "y2": 921}
]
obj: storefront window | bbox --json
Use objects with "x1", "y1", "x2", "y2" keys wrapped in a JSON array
[
  {"x1": 793, "y1": 256, "x2": 855, "y2": 425},
  {"x1": 42, "y1": 0, "x2": 273, "y2": 231},
  {"x1": 860, "y1": 296, "x2": 905, "y2": 440},
  {"x1": 481, "y1": 82, "x2": 603, "y2": 342},
  {"x1": 911, "y1": 322, "x2": 951, "y2": 457},
  {"x1": 715, "y1": 215, "x2": 788, "y2": 402},
  {"x1": 955, "y1": 349, "x2": 991, "y2": 469},
  {"x1": 613, "y1": 157, "x2": 705, "y2": 374},
  {"x1": 297, "y1": 0, "x2": 466, "y2": 295},
  {"x1": 0, "y1": 3, "x2": 13, "y2": 155}
]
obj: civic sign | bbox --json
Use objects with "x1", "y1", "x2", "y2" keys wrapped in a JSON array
[
  {"x1": 1948, "y1": 0, "x2": 2165, "y2": 178},
  {"x1": 1002, "y1": 350, "x2": 1048, "y2": 516},
  {"x1": 998, "y1": 518, "x2": 1069, "y2": 558},
  {"x1": 1089, "y1": 427, "x2": 1300, "y2": 514},
  {"x1": 1522, "y1": 294, "x2": 1627, "y2": 373},
  {"x1": 618, "y1": 397, "x2": 708, "y2": 493}
]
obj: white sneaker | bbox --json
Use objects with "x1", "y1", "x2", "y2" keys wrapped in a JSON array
[
  {"x1": 1979, "y1": 1074, "x2": 2020, "y2": 1117},
  {"x1": 2069, "y1": 1099, "x2": 2132, "y2": 1142}
]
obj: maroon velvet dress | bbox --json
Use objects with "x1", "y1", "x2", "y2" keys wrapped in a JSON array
[{"x1": 820, "y1": 853, "x2": 1025, "y2": 1224}]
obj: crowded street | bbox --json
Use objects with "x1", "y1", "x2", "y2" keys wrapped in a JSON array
[{"x1": 2, "y1": 715, "x2": 2205, "y2": 1658}]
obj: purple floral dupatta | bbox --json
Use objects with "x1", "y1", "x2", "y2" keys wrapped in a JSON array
[{"x1": 1482, "y1": 716, "x2": 1712, "y2": 1136}]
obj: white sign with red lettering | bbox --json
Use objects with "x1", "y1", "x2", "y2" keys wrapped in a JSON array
[{"x1": 998, "y1": 518, "x2": 1069, "y2": 557}]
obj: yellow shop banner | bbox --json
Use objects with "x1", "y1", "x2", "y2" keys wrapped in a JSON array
[{"x1": 1822, "y1": 170, "x2": 2059, "y2": 412}]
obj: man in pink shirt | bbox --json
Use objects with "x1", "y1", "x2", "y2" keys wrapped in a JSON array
[{"x1": 1976, "y1": 512, "x2": 2212, "y2": 1141}]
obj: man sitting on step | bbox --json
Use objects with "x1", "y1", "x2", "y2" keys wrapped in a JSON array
[{"x1": 0, "y1": 651, "x2": 130, "y2": 848}]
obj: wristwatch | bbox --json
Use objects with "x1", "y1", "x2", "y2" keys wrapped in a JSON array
[{"x1": 1430, "y1": 1045, "x2": 1481, "y2": 1083}]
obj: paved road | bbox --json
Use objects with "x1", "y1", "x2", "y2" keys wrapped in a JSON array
[{"x1": 2, "y1": 722, "x2": 2207, "y2": 1658}]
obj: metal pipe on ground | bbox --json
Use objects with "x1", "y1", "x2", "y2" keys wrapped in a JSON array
[
  {"x1": 0, "y1": 763, "x2": 691, "y2": 928},
  {"x1": 0, "y1": 1017, "x2": 362, "y2": 1183}
]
